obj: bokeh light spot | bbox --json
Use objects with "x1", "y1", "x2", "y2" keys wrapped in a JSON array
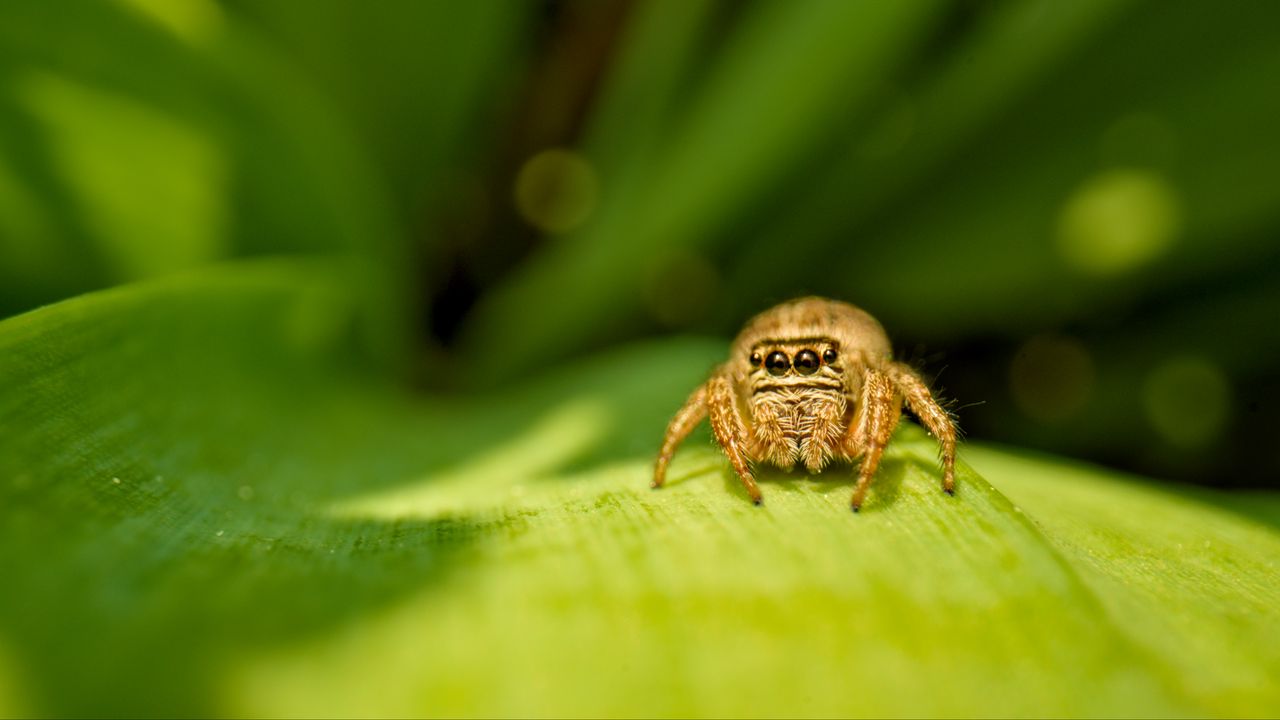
[
  {"x1": 1056, "y1": 169, "x2": 1180, "y2": 275},
  {"x1": 1143, "y1": 356, "x2": 1231, "y2": 449},
  {"x1": 1009, "y1": 334, "x2": 1095, "y2": 422},
  {"x1": 514, "y1": 148, "x2": 599, "y2": 234}
]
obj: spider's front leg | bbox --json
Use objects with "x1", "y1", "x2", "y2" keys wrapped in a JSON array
[
  {"x1": 706, "y1": 368, "x2": 763, "y2": 505},
  {"x1": 849, "y1": 367, "x2": 900, "y2": 512},
  {"x1": 885, "y1": 362, "x2": 957, "y2": 495},
  {"x1": 652, "y1": 382, "x2": 708, "y2": 490}
]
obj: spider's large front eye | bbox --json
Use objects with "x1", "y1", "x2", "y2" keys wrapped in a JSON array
[
  {"x1": 765, "y1": 351, "x2": 790, "y2": 376},
  {"x1": 794, "y1": 349, "x2": 820, "y2": 375}
]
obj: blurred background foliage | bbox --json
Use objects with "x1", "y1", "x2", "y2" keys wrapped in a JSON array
[{"x1": 1, "y1": 0, "x2": 1278, "y2": 489}]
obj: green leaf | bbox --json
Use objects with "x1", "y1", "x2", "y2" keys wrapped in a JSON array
[
  {"x1": 820, "y1": 1, "x2": 1280, "y2": 339},
  {"x1": 727, "y1": 0, "x2": 1140, "y2": 308},
  {"x1": 459, "y1": 0, "x2": 945, "y2": 381},
  {"x1": 1, "y1": 263, "x2": 1277, "y2": 717},
  {"x1": 965, "y1": 446, "x2": 1280, "y2": 713},
  {"x1": 226, "y1": 0, "x2": 534, "y2": 223},
  {"x1": 0, "y1": 0, "x2": 402, "y2": 326}
]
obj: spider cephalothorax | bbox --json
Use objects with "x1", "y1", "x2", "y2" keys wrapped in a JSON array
[{"x1": 652, "y1": 297, "x2": 956, "y2": 511}]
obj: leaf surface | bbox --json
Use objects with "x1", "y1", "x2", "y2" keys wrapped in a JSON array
[{"x1": 0, "y1": 262, "x2": 1276, "y2": 717}]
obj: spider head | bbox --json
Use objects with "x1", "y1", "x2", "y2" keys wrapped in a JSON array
[{"x1": 747, "y1": 339, "x2": 842, "y2": 379}]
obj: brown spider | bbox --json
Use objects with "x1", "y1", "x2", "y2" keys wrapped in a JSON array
[{"x1": 652, "y1": 297, "x2": 957, "y2": 511}]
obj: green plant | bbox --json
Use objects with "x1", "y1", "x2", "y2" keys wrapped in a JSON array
[
  {"x1": 2, "y1": 1, "x2": 1279, "y2": 715},
  {"x1": 1, "y1": 264, "x2": 1275, "y2": 716}
]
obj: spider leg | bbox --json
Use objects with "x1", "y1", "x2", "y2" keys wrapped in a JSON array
[
  {"x1": 842, "y1": 382, "x2": 870, "y2": 459},
  {"x1": 885, "y1": 362, "x2": 957, "y2": 495},
  {"x1": 839, "y1": 352, "x2": 879, "y2": 458},
  {"x1": 850, "y1": 367, "x2": 900, "y2": 512},
  {"x1": 706, "y1": 368, "x2": 763, "y2": 505},
  {"x1": 652, "y1": 383, "x2": 709, "y2": 489}
]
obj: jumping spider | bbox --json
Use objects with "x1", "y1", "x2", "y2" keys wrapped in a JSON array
[{"x1": 652, "y1": 297, "x2": 957, "y2": 511}]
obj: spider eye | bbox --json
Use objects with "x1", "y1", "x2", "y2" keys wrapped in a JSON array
[
  {"x1": 794, "y1": 349, "x2": 819, "y2": 375},
  {"x1": 749, "y1": 351, "x2": 762, "y2": 367},
  {"x1": 822, "y1": 348, "x2": 838, "y2": 364},
  {"x1": 764, "y1": 351, "x2": 790, "y2": 376}
]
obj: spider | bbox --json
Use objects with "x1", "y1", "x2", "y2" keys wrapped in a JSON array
[{"x1": 652, "y1": 297, "x2": 957, "y2": 511}]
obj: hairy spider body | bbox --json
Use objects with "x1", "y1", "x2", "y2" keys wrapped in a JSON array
[{"x1": 653, "y1": 297, "x2": 957, "y2": 511}]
